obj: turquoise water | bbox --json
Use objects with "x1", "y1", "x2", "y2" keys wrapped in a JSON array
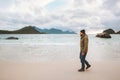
[
  {"x1": 0, "y1": 34, "x2": 120, "y2": 62},
  {"x1": 0, "y1": 34, "x2": 78, "y2": 45}
]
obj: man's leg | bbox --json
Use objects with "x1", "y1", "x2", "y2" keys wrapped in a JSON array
[
  {"x1": 85, "y1": 60, "x2": 89, "y2": 66},
  {"x1": 85, "y1": 60, "x2": 91, "y2": 69},
  {"x1": 84, "y1": 53, "x2": 91, "y2": 69},
  {"x1": 81, "y1": 54, "x2": 86, "y2": 69},
  {"x1": 78, "y1": 52, "x2": 86, "y2": 72}
]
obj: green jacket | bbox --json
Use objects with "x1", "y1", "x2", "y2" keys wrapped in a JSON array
[{"x1": 80, "y1": 34, "x2": 89, "y2": 53}]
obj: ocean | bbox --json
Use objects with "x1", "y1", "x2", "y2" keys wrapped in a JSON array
[
  {"x1": 0, "y1": 34, "x2": 120, "y2": 62},
  {"x1": 0, "y1": 34, "x2": 78, "y2": 45}
]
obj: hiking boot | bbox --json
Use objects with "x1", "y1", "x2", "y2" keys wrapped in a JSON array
[
  {"x1": 86, "y1": 65, "x2": 91, "y2": 69},
  {"x1": 78, "y1": 68, "x2": 85, "y2": 72}
]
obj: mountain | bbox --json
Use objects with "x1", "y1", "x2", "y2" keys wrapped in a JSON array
[
  {"x1": 0, "y1": 26, "x2": 45, "y2": 34},
  {"x1": 0, "y1": 26, "x2": 76, "y2": 34},
  {"x1": 103, "y1": 29, "x2": 115, "y2": 34},
  {"x1": 0, "y1": 30, "x2": 12, "y2": 34},
  {"x1": 116, "y1": 31, "x2": 120, "y2": 34},
  {"x1": 34, "y1": 27, "x2": 76, "y2": 34}
]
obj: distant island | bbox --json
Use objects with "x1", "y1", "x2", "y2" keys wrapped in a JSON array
[
  {"x1": 96, "y1": 28, "x2": 120, "y2": 38},
  {"x1": 103, "y1": 29, "x2": 120, "y2": 34},
  {"x1": 0, "y1": 26, "x2": 76, "y2": 34}
]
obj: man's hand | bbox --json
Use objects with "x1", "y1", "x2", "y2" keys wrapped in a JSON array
[{"x1": 82, "y1": 52, "x2": 85, "y2": 56}]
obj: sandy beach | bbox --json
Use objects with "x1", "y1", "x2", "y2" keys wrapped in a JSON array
[
  {"x1": 0, "y1": 60, "x2": 120, "y2": 80},
  {"x1": 0, "y1": 34, "x2": 120, "y2": 80}
]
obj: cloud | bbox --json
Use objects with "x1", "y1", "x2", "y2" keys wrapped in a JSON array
[
  {"x1": 0, "y1": 0, "x2": 120, "y2": 33},
  {"x1": 0, "y1": 0, "x2": 54, "y2": 29}
]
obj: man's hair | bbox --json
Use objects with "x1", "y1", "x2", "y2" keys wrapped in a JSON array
[{"x1": 80, "y1": 29, "x2": 85, "y2": 34}]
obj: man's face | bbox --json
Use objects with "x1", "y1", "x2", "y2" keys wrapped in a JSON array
[{"x1": 80, "y1": 32, "x2": 83, "y2": 37}]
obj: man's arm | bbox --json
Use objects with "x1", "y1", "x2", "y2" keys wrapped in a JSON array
[{"x1": 82, "y1": 37, "x2": 88, "y2": 55}]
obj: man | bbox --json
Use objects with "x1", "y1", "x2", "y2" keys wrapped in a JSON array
[{"x1": 78, "y1": 30, "x2": 91, "y2": 72}]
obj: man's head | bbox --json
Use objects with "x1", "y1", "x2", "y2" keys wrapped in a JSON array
[{"x1": 80, "y1": 29, "x2": 85, "y2": 37}]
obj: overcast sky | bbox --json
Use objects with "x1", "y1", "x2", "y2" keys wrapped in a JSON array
[{"x1": 0, "y1": 0, "x2": 120, "y2": 33}]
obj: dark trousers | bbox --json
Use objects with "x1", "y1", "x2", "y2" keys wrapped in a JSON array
[{"x1": 80, "y1": 51, "x2": 90, "y2": 69}]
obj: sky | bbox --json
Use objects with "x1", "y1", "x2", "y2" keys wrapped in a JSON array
[{"x1": 0, "y1": 0, "x2": 120, "y2": 34}]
